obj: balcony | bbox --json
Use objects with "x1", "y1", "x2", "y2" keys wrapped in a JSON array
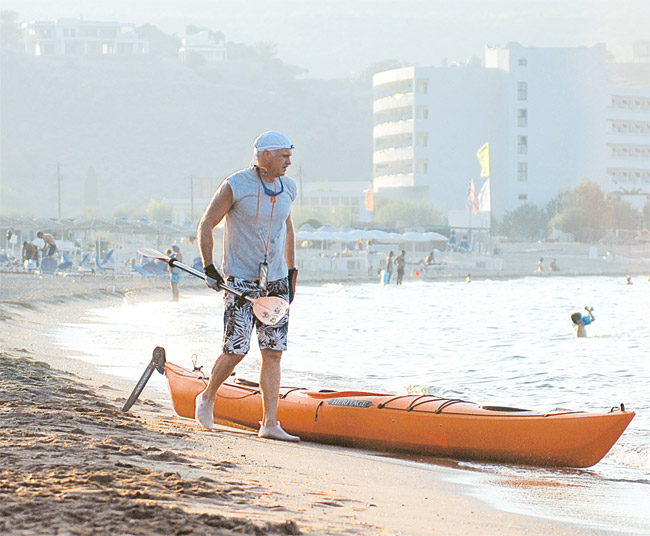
[
  {"x1": 373, "y1": 173, "x2": 416, "y2": 188},
  {"x1": 373, "y1": 119, "x2": 414, "y2": 138},
  {"x1": 373, "y1": 146, "x2": 414, "y2": 164},
  {"x1": 373, "y1": 92, "x2": 414, "y2": 113}
]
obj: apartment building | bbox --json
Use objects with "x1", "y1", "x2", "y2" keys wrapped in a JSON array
[
  {"x1": 606, "y1": 86, "x2": 650, "y2": 209},
  {"x1": 372, "y1": 43, "x2": 620, "y2": 219},
  {"x1": 22, "y1": 18, "x2": 149, "y2": 56},
  {"x1": 372, "y1": 64, "x2": 504, "y2": 216}
]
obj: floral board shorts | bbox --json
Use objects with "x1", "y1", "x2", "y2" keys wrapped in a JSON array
[{"x1": 222, "y1": 277, "x2": 289, "y2": 355}]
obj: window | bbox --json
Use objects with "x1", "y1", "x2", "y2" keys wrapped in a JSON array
[
  {"x1": 415, "y1": 106, "x2": 428, "y2": 120},
  {"x1": 518, "y1": 109, "x2": 528, "y2": 127},
  {"x1": 416, "y1": 159, "x2": 428, "y2": 174},
  {"x1": 518, "y1": 136, "x2": 528, "y2": 154},
  {"x1": 416, "y1": 133, "x2": 428, "y2": 147},
  {"x1": 518, "y1": 58, "x2": 527, "y2": 66},
  {"x1": 416, "y1": 79, "x2": 428, "y2": 94},
  {"x1": 517, "y1": 81, "x2": 528, "y2": 101},
  {"x1": 517, "y1": 162, "x2": 528, "y2": 181},
  {"x1": 518, "y1": 194, "x2": 528, "y2": 200}
]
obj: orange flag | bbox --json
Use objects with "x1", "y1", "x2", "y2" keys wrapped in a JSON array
[{"x1": 365, "y1": 182, "x2": 375, "y2": 212}]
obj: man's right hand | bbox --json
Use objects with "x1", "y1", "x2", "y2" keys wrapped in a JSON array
[{"x1": 204, "y1": 264, "x2": 225, "y2": 291}]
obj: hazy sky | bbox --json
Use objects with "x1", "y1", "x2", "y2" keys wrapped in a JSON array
[{"x1": 4, "y1": 0, "x2": 650, "y2": 78}]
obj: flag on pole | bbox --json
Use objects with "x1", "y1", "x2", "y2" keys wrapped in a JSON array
[
  {"x1": 365, "y1": 180, "x2": 375, "y2": 212},
  {"x1": 476, "y1": 142, "x2": 490, "y2": 178},
  {"x1": 478, "y1": 178, "x2": 491, "y2": 212},
  {"x1": 468, "y1": 179, "x2": 479, "y2": 214}
]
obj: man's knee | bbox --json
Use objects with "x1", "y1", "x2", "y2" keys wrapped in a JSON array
[
  {"x1": 220, "y1": 353, "x2": 245, "y2": 366},
  {"x1": 261, "y1": 349, "x2": 282, "y2": 361}
]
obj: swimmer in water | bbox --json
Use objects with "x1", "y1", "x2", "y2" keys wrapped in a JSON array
[{"x1": 571, "y1": 306, "x2": 595, "y2": 338}]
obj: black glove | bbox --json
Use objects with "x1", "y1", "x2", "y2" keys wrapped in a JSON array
[
  {"x1": 287, "y1": 268, "x2": 298, "y2": 303},
  {"x1": 204, "y1": 264, "x2": 224, "y2": 291}
]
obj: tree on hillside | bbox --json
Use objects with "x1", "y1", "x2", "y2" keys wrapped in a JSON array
[
  {"x1": 254, "y1": 41, "x2": 278, "y2": 62},
  {"x1": 0, "y1": 11, "x2": 22, "y2": 51},
  {"x1": 498, "y1": 203, "x2": 549, "y2": 240}
]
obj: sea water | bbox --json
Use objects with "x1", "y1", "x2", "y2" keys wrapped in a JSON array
[{"x1": 49, "y1": 275, "x2": 650, "y2": 533}]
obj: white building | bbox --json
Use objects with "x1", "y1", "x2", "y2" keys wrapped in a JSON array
[
  {"x1": 373, "y1": 43, "x2": 618, "y2": 219},
  {"x1": 178, "y1": 31, "x2": 227, "y2": 64},
  {"x1": 485, "y1": 43, "x2": 608, "y2": 215},
  {"x1": 372, "y1": 64, "x2": 504, "y2": 215},
  {"x1": 22, "y1": 18, "x2": 149, "y2": 56},
  {"x1": 605, "y1": 86, "x2": 650, "y2": 209}
]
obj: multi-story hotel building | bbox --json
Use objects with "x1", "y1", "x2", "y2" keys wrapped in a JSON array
[{"x1": 373, "y1": 43, "x2": 648, "y2": 220}]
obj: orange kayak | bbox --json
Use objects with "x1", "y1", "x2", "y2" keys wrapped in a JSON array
[{"x1": 153, "y1": 348, "x2": 634, "y2": 468}]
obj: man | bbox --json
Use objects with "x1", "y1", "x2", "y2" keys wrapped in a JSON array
[
  {"x1": 22, "y1": 240, "x2": 38, "y2": 262},
  {"x1": 36, "y1": 231, "x2": 57, "y2": 257},
  {"x1": 394, "y1": 250, "x2": 406, "y2": 285},
  {"x1": 195, "y1": 130, "x2": 299, "y2": 442},
  {"x1": 168, "y1": 244, "x2": 182, "y2": 301}
]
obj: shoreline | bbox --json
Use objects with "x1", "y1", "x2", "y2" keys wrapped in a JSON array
[{"x1": 0, "y1": 276, "x2": 632, "y2": 535}]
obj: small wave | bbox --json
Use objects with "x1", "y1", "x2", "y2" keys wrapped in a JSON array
[{"x1": 608, "y1": 443, "x2": 650, "y2": 470}]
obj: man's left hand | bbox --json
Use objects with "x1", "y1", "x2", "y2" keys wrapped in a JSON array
[{"x1": 288, "y1": 268, "x2": 298, "y2": 303}]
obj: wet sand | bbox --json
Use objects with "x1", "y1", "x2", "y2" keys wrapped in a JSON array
[{"x1": 0, "y1": 273, "x2": 619, "y2": 535}]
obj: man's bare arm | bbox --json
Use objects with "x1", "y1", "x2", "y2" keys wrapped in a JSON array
[{"x1": 197, "y1": 182, "x2": 233, "y2": 268}]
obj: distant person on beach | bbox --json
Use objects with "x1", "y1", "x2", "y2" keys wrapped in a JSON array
[
  {"x1": 21, "y1": 241, "x2": 38, "y2": 268},
  {"x1": 365, "y1": 240, "x2": 377, "y2": 276},
  {"x1": 626, "y1": 276, "x2": 633, "y2": 285},
  {"x1": 458, "y1": 234, "x2": 469, "y2": 253},
  {"x1": 549, "y1": 258, "x2": 559, "y2": 271},
  {"x1": 194, "y1": 130, "x2": 299, "y2": 442},
  {"x1": 394, "y1": 250, "x2": 406, "y2": 285},
  {"x1": 166, "y1": 246, "x2": 181, "y2": 301},
  {"x1": 571, "y1": 307, "x2": 595, "y2": 338},
  {"x1": 448, "y1": 229, "x2": 457, "y2": 251},
  {"x1": 384, "y1": 250, "x2": 394, "y2": 284},
  {"x1": 36, "y1": 231, "x2": 56, "y2": 257},
  {"x1": 537, "y1": 257, "x2": 544, "y2": 272}
]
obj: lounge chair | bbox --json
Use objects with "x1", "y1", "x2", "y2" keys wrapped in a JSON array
[
  {"x1": 131, "y1": 265, "x2": 154, "y2": 276},
  {"x1": 56, "y1": 252, "x2": 73, "y2": 272}
]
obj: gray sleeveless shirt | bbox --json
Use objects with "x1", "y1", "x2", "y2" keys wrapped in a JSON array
[{"x1": 221, "y1": 167, "x2": 296, "y2": 282}]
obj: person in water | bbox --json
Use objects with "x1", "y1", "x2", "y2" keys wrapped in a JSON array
[
  {"x1": 571, "y1": 306, "x2": 595, "y2": 338},
  {"x1": 194, "y1": 130, "x2": 299, "y2": 442}
]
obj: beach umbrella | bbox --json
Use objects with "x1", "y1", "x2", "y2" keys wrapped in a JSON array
[
  {"x1": 401, "y1": 231, "x2": 432, "y2": 243},
  {"x1": 422, "y1": 231, "x2": 448, "y2": 242},
  {"x1": 33, "y1": 217, "x2": 67, "y2": 231}
]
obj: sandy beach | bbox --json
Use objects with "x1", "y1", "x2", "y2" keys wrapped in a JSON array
[{"x1": 0, "y1": 271, "x2": 635, "y2": 535}]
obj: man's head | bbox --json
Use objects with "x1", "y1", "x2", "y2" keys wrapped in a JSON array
[
  {"x1": 571, "y1": 312, "x2": 582, "y2": 325},
  {"x1": 253, "y1": 130, "x2": 293, "y2": 179},
  {"x1": 37, "y1": 231, "x2": 43, "y2": 238}
]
